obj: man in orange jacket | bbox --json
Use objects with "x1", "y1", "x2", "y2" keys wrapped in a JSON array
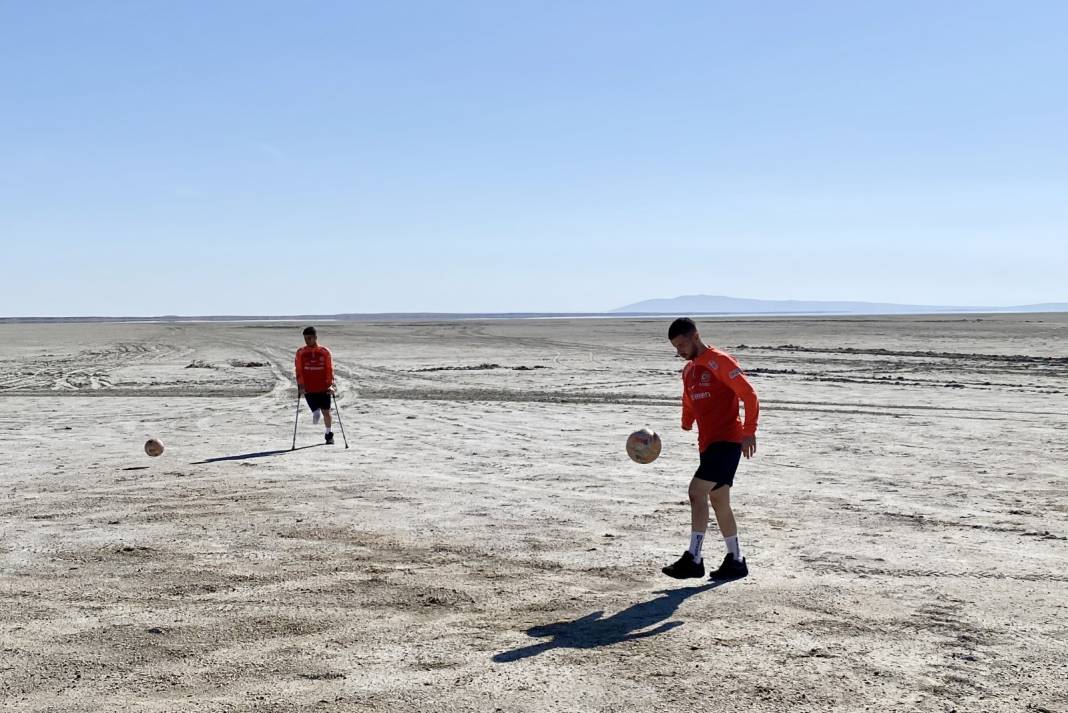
[
  {"x1": 662, "y1": 318, "x2": 759, "y2": 581},
  {"x1": 295, "y1": 326, "x2": 336, "y2": 445}
]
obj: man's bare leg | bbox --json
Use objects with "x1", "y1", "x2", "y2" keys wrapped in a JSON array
[
  {"x1": 709, "y1": 485, "x2": 737, "y2": 538},
  {"x1": 663, "y1": 478, "x2": 716, "y2": 579},
  {"x1": 322, "y1": 408, "x2": 334, "y2": 443},
  {"x1": 708, "y1": 485, "x2": 747, "y2": 580}
]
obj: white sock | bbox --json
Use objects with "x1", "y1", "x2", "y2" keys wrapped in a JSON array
[
  {"x1": 687, "y1": 531, "x2": 706, "y2": 563},
  {"x1": 324, "y1": 421, "x2": 332, "y2": 433},
  {"x1": 724, "y1": 535, "x2": 742, "y2": 562}
]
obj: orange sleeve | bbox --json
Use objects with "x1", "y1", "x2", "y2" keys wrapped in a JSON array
[
  {"x1": 324, "y1": 347, "x2": 334, "y2": 387},
  {"x1": 681, "y1": 366, "x2": 695, "y2": 431},
  {"x1": 716, "y1": 355, "x2": 759, "y2": 437},
  {"x1": 294, "y1": 348, "x2": 304, "y2": 386}
]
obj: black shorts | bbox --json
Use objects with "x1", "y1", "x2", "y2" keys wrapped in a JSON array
[
  {"x1": 694, "y1": 441, "x2": 742, "y2": 489},
  {"x1": 304, "y1": 392, "x2": 332, "y2": 412}
]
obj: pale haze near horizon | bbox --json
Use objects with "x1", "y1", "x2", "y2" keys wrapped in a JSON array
[{"x1": 2, "y1": 2, "x2": 1066, "y2": 317}]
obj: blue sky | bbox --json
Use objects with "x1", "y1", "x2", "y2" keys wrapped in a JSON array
[{"x1": 2, "y1": 1, "x2": 1065, "y2": 316}]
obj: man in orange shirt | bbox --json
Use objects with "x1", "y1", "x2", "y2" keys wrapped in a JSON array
[
  {"x1": 662, "y1": 318, "x2": 759, "y2": 581},
  {"x1": 295, "y1": 326, "x2": 336, "y2": 445}
]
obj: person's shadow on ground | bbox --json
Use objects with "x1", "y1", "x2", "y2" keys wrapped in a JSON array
[
  {"x1": 493, "y1": 582, "x2": 724, "y2": 663},
  {"x1": 191, "y1": 443, "x2": 323, "y2": 464}
]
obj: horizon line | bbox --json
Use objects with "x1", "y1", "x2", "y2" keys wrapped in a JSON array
[{"x1": 3, "y1": 307, "x2": 1067, "y2": 325}]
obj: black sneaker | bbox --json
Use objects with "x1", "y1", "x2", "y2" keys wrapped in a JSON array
[
  {"x1": 709, "y1": 554, "x2": 748, "y2": 581},
  {"x1": 662, "y1": 551, "x2": 705, "y2": 579},
  {"x1": 325, "y1": 431, "x2": 334, "y2": 445}
]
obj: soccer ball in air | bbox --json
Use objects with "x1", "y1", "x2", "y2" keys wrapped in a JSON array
[
  {"x1": 144, "y1": 438, "x2": 165, "y2": 457},
  {"x1": 626, "y1": 429, "x2": 661, "y2": 464}
]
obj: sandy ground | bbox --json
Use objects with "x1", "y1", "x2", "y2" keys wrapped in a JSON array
[{"x1": 1, "y1": 315, "x2": 1066, "y2": 712}]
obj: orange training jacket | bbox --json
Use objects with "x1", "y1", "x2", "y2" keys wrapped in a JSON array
[
  {"x1": 681, "y1": 345, "x2": 759, "y2": 451},
  {"x1": 295, "y1": 345, "x2": 334, "y2": 393}
]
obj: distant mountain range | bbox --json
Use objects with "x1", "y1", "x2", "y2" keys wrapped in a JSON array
[
  {"x1": 613, "y1": 295, "x2": 1068, "y2": 315},
  {"x1": 3, "y1": 298, "x2": 1066, "y2": 324}
]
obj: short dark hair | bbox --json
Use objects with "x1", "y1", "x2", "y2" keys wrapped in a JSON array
[
  {"x1": 668, "y1": 318, "x2": 697, "y2": 340},
  {"x1": 302, "y1": 326, "x2": 317, "y2": 336}
]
